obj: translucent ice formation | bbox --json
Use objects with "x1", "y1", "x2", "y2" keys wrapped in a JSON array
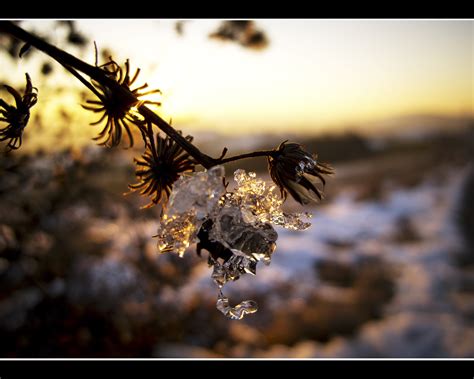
[
  {"x1": 230, "y1": 169, "x2": 312, "y2": 230},
  {"x1": 155, "y1": 166, "x2": 226, "y2": 257},
  {"x1": 216, "y1": 289, "x2": 258, "y2": 320},
  {"x1": 155, "y1": 166, "x2": 313, "y2": 319}
]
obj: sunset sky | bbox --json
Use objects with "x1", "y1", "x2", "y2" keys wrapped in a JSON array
[{"x1": 2, "y1": 19, "x2": 473, "y2": 140}]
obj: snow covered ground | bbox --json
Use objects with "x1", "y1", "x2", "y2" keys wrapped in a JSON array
[
  {"x1": 1, "y1": 147, "x2": 473, "y2": 357},
  {"x1": 154, "y1": 166, "x2": 474, "y2": 357}
]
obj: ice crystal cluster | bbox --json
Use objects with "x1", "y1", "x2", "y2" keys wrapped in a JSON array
[
  {"x1": 156, "y1": 166, "x2": 312, "y2": 319},
  {"x1": 156, "y1": 166, "x2": 226, "y2": 257}
]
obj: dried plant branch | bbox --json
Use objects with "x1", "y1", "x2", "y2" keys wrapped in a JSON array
[
  {"x1": 0, "y1": 21, "x2": 284, "y2": 169},
  {"x1": 218, "y1": 149, "x2": 279, "y2": 164},
  {"x1": 0, "y1": 21, "x2": 216, "y2": 167},
  {"x1": 0, "y1": 21, "x2": 333, "y2": 208}
]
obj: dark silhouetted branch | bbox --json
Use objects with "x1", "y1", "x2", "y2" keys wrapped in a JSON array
[{"x1": 0, "y1": 21, "x2": 282, "y2": 169}]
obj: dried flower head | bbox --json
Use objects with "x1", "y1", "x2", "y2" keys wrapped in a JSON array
[
  {"x1": 82, "y1": 58, "x2": 161, "y2": 148},
  {"x1": 128, "y1": 129, "x2": 195, "y2": 208},
  {"x1": 268, "y1": 141, "x2": 334, "y2": 205},
  {"x1": 0, "y1": 73, "x2": 37, "y2": 150}
]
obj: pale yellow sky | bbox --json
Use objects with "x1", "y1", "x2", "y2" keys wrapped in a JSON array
[
  {"x1": 76, "y1": 19, "x2": 473, "y2": 133},
  {"x1": 3, "y1": 19, "x2": 474, "y2": 139}
]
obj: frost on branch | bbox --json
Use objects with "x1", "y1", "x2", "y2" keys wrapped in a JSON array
[{"x1": 155, "y1": 166, "x2": 313, "y2": 319}]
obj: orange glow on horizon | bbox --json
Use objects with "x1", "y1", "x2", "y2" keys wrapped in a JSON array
[{"x1": 1, "y1": 19, "x2": 471, "y2": 150}]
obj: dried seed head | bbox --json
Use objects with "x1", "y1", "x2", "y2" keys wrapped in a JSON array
[
  {"x1": 0, "y1": 73, "x2": 38, "y2": 151},
  {"x1": 82, "y1": 57, "x2": 161, "y2": 148},
  {"x1": 268, "y1": 141, "x2": 334, "y2": 205},
  {"x1": 127, "y1": 129, "x2": 195, "y2": 209}
]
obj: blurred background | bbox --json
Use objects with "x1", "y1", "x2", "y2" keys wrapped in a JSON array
[{"x1": 0, "y1": 19, "x2": 473, "y2": 357}]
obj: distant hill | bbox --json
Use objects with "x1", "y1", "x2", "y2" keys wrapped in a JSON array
[{"x1": 196, "y1": 119, "x2": 473, "y2": 174}]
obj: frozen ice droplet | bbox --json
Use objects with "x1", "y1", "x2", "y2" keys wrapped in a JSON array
[{"x1": 216, "y1": 289, "x2": 258, "y2": 320}]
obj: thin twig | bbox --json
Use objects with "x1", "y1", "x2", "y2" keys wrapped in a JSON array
[{"x1": 218, "y1": 149, "x2": 278, "y2": 164}]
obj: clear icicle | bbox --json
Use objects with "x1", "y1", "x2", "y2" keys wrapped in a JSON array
[
  {"x1": 216, "y1": 289, "x2": 258, "y2": 320},
  {"x1": 210, "y1": 256, "x2": 261, "y2": 320}
]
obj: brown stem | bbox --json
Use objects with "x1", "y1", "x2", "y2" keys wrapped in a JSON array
[{"x1": 218, "y1": 149, "x2": 278, "y2": 164}]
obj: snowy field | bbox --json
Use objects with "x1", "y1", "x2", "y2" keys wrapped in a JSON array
[
  {"x1": 1, "y1": 146, "x2": 473, "y2": 357},
  {"x1": 154, "y1": 165, "x2": 474, "y2": 357}
]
